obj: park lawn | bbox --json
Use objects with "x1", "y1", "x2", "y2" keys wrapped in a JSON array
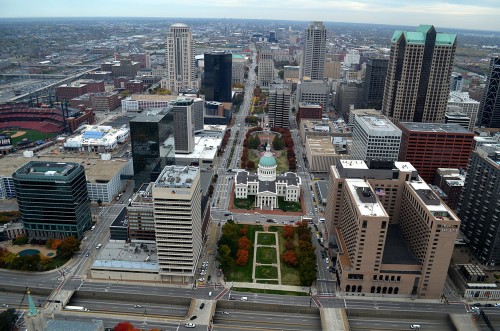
[
  {"x1": 255, "y1": 265, "x2": 278, "y2": 279},
  {"x1": 233, "y1": 196, "x2": 255, "y2": 210},
  {"x1": 274, "y1": 150, "x2": 289, "y2": 173},
  {"x1": 1, "y1": 129, "x2": 56, "y2": 146},
  {"x1": 277, "y1": 228, "x2": 301, "y2": 286},
  {"x1": 256, "y1": 247, "x2": 277, "y2": 264},
  {"x1": 257, "y1": 233, "x2": 276, "y2": 245},
  {"x1": 227, "y1": 224, "x2": 263, "y2": 282},
  {"x1": 247, "y1": 150, "x2": 260, "y2": 171},
  {"x1": 233, "y1": 287, "x2": 308, "y2": 296},
  {"x1": 278, "y1": 197, "x2": 302, "y2": 212}
]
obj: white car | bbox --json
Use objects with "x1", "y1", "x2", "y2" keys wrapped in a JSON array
[
  {"x1": 222, "y1": 311, "x2": 229, "y2": 315},
  {"x1": 198, "y1": 278, "x2": 205, "y2": 282},
  {"x1": 184, "y1": 323, "x2": 196, "y2": 328}
]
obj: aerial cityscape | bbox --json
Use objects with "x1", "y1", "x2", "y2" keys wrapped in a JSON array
[{"x1": 0, "y1": 5, "x2": 499, "y2": 331}]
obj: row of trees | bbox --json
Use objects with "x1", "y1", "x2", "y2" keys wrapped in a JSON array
[
  {"x1": 280, "y1": 221, "x2": 317, "y2": 286},
  {"x1": 217, "y1": 128, "x2": 231, "y2": 157},
  {"x1": 217, "y1": 221, "x2": 252, "y2": 275},
  {"x1": 113, "y1": 321, "x2": 161, "y2": 331},
  {"x1": 241, "y1": 127, "x2": 264, "y2": 170},
  {"x1": 270, "y1": 128, "x2": 297, "y2": 171}
]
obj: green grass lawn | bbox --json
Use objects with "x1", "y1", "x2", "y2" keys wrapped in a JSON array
[
  {"x1": 278, "y1": 197, "x2": 302, "y2": 212},
  {"x1": 247, "y1": 149, "x2": 289, "y2": 173},
  {"x1": 226, "y1": 224, "x2": 263, "y2": 282},
  {"x1": 277, "y1": 228, "x2": 301, "y2": 286},
  {"x1": 233, "y1": 287, "x2": 308, "y2": 296},
  {"x1": 233, "y1": 196, "x2": 256, "y2": 210},
  {"x1": 257, "y1": 233, "x2": 276, "y2": 245},
  {"x1": 255, "y1": 265, "x2": 278, "y2": 279},
  {"x1": 256, "y1": 247, "x2": 277, "y2": 264},
  {"x1": 1, "y1": 129, "x2": 56, "y2": 146}
]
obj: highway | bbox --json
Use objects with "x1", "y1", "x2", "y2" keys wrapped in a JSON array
[{"x1": 348, "y1": 317, "x2": 454, "y2": 331}]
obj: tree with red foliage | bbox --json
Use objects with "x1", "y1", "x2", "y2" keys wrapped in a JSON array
[
  {"x1": 238, "y1": 236, "x2": 251, "y2": 250},
  {"x1": 283, "y1": 225, "x2": 295, "y2": 239},
  {"x1": 235, "y1": 249, "x2": 249, "y2": 265},
  {"x1": 282, "y1": 250, "x2": 298, "y2": 266},
  {"x1": 239, "y1": 225, "x2": 248, "y2": 237},
  {"x1": 247, "y1": 160, "x2": 256, "y2": 170},
  {"x1": 114, "y1": 322, "x2": 140, "y2": 331}
]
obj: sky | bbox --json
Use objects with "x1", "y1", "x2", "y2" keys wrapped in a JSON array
[{"x1": 0, "y1": 0, "x2": 499, "y2": 31}]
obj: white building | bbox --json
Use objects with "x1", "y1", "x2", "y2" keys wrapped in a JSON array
[
  {"x1": 232, "y1": 54, "x2": 246, "y2": 84},
  {"x1": 447, "y1": 91, "x2": 480, "y2": 131},
  {"x1": 164, "y1": 23, "x2": 198, "y2": 93},
  {"x1": 121, "y1": 95, "x2": 177, "y2": 113},
  {"x1": 343, "y1": 50, "x2": 361, "y2": 68},
  {"x1": 234, "y1": 146, "x2": 301, "y2": 210},
  {"x1": 63, "y1": 125, "x2": 129, "y2": 152},
  {"x1": 296, "y1": 78, "x2": 330, "y2": 111},
  {"x1": 351, "y1": 115, "x2": 402, "y2": 161},
  {"x1": 301, "y1": 21, "x2": 326, "y2": 80},
  {"x1": 152, "y1": 165, "x2": 202, "y2": 283}
]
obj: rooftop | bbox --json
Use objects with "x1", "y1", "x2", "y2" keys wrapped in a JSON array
[
  {"x1": 125, "y1": 94, "x2": 178, "y2": 102},
  {"x1": 306, "y1": 136, "x2": 338, "y2": 156},
  {"x1": 345, "y1": 179, "x2": 387, "y2": 217},
  {"x1": 382, "y1": 224, "x2": 420, "y2": 265},
  {"x1": 399, "y1": 122, "x2": 472, "y2": 134},
  {"x1": 339, "y1": 159, "x2": 369, "y2": 170},
  {"x1": 355, "y1": 115, "x2": 402, "y2": 134},
  {"x1": 155, "y1": 165, "x2": 199, "y2": 188},
  {"x1": 130, "y1": 107, "x2": 172, "y2": 123},
  {"x1": 448, "y1": 91, "x2": 480, "y2": 104},
  {"x1": 92, "y1": 241, "x2": 158, "y2": 272},
  {"x1": 392, "y1": 25, "x2": 456, "y2": 47},
  {"x1": 14, "y1": 161, "x2": 79, "y2": 177}
]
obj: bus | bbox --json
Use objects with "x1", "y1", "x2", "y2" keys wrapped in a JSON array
[{"x1": 301, "y1": 217, "x2": 313, "y2": 224}]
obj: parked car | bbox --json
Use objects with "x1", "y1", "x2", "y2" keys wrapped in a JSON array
[{"x1": 200, "y1": 303, "x2": 205, "y2": 309}]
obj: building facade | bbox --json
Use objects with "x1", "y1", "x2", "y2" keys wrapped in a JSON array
[
  {"x1": 447, "y1": 91, "x2": 480, "y2": 131},
  {"x1": 257, "y1": 46, "x2": 274, "y2": 89},
  {"x1": 351, "y1": 115, "x2": 402, "y2": 161},
  {"x1": 164, "y1": 23, "x2": 198, "y2": 93},
  {"x1": 297, "y1": 102, "x2": 322, "y2": 121},
  {"x1": 458, "y1": 144, "x2": 500, "y2": 266},
  {"x1": 172, "y1": 98, "x2": 196, "y2": 154},
  {"x1": 296, "y1": 78, "x2": 330, "y2": 111},
  {"x1": 268, "y1": 89, "x2": 290, "y2": 128},
  {"x1": 325, "y1": 159, "x2": 460, "y2": 299},
  {"x1": 232, "y1": 54, "x2": 246, "y2": 85},
  {"x1": 301, "y1": 21, "x2": 327, "y2": 80},
  {"x1": 234, "y1": 147, "x2": 301, "y2": 210},
  {"x1": 398, "y1": 123, "x2": 475, "y2": 183},
  {"x1": 362, "y1": 58, "x2": 388, "y2": 110},
  {"x1": 478, "y1": 57, "x2": 500, "y2": 128},
  {"x1": 13, "y1": 161, "x2": 92, "y2": 239},
  {"x1": 127, "y1": 183, "x2": 155, "y2": 241},
  {"x1": 152, "y1": 165, "x2": 202, "y2": 282},
  {"x1": 204, "y1": 52, "x2": 232, "y2": 102},
  {"x1": 382, "y1": 25, "x2": 457, "y2": 123}
]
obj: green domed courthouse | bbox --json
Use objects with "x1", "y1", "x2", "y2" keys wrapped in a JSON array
[{"x1": 234, "y1": 146, "x2": 301, "y2": 210}]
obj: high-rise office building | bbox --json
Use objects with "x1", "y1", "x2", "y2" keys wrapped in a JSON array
[
  {"x1": 382, "y1": 25, "x2": 457, "y2": 123},
  {"x1": 130, "y1": 108, "x2": 175, "y2": 188},
  {"x1": 296, "y1": 78, "x2": 330, "y2": 111},
  {"x1": 447, "y1": 91, "x2": 480, "y2": 131},
  {"x1": 127, "y1": 182, "x2": 155, "y2": 241},
  {"x1": 301, "y1": 21, "x2": 327, "y2": 80},
  {"x1": 204, "y1": 51, "x2": 232, "y2": 102},
  {"x1": 362, "y1": 58, "x2": 389, "y2": 110},
  {"x1": 172, "y1": 97, "x2": 197, "y2": 154},
  {"x1": 164, "y1": 23, "x2": 198, "y2": 93},
  {"x1": 398, "y1": 123, "x2": 475, "y2": 183},
  {"x1": 257, "y1": 45, "x2": 274, "y2": 89},
  {"x1": 450, "y1": 72, "x2": 463, "y2": 92},
  {"x1": 268, "y1": 89, "x2": 291, "y2": 128},
  {"x1": 458, "y1": 144, "x2": 500, "y2": 265},
  {"x1": 351, "y1": 115, "x2": 402, "y2": 161},
  {"x1": 152, "y1": 165, "x2": 202, "y2": 282},
  {"x1": 325, "y1": 159, "x2": 460, "y2": 298},
  {"x1": 13, "y1": 161, "x2": 91, "y2": 239},
  {"x1": 478, "y1": 57, "x2": 500, "y2": 128}
]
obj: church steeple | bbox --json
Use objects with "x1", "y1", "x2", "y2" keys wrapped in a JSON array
[
  {"x1": 27, "y1": 290, "x2": 38, "y2": 317},
  {"x1": 25, "y1": 288, "x2": 46, "y2": 331}
]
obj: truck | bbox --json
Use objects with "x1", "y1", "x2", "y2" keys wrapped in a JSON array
[{"x1": 64, "y1": 305, "x2": 89, "y2": 312}]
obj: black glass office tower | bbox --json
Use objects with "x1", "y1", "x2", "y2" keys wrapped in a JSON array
[
  {"x1": 478, "y1": 57, "x2": 500, "y2": 128},
  {"x1": 13, "y1": 161, "x2": 91, "y2": 239},
  {"x1": 204, "y1": 52, "x2": 232, "y2": 102},
  {"x1": 362, "y1": 58, "x2": 388, "y2": 110},
  {"x1": 130, "y1": 108, "x2": 175, "y2": 188}
]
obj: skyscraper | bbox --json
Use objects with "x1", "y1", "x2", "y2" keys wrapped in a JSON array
[
  {"x1": 478, "y1": 57, "x2": 500, "y2": 128},
  {"x1": 325, "y1": 159, "x2": 460, "y2": 298},
  {"x1": 382, "y1": 25, "x2": 457, "y2": 123},
  {"x1": 257, "y1": 45, "x2": 274, "y2": 89},
  {"x1": 458, "y1": 144, "x2": 500, "y2": 265},
  {"x1": 172, "y1": 97, "x2": 198, "y2": 154},
  {"x1": 351, "y1": 115, "x2": 401, "y2": 161},
  {"x1": 13, "y1": 161, "x2": 92, "y2": 239},
  {"x1": 204, "y1": 51, "x2": 232, "y2": 102},
  {"x1": 268, "y1": 89, "x2": 290, "y2": 128},
  {"x1": 152, "y1": 165, "x2": 202, "y2": 282},
  {"x1": 362, "y1": 58, "x2": 389, "y2": 110},
  {"x1": 301, "y1": 21, "x2": 327, "y2": 80},
  {"x1": 164, "y1": 23, "x2": 198, "y2": 93},
  {"x1": 130, "y1": 108, "x2": 175, "y2": 188}
]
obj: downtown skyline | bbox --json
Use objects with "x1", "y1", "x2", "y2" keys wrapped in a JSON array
[{"x1": 0, "y1": 0, "x2": 499, "y2": 32}]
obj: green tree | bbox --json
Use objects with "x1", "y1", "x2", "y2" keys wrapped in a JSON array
[
  {"x1": 0, "y1": 308, "x2": 17, "y2": 331},
  {"x1": 248, "y1": 135, "x2": 261, "y2": 149},
  {"x1": 272, "y1": 136, "x2": 284, "y2": 150},
  {"x1": 58, "y1": 236, "x2": 80, "y2": 258},
  {"x1": 278, "y1": 69, "x2": 284, "y2": 80}
]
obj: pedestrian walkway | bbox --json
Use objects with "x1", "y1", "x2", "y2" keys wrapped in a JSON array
[
  {"x1": 252, "y1": 231, "x2": 282, "y2": 284},
  {"x1": 229, "y1": 281, "x2": 310, "y2": 293}
]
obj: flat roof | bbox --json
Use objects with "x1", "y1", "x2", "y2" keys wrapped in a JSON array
[
  {"x1": 92, "y1": 241, "x2": 158, "y2": 271},
  {"x1": 130, "y1": 107, "x2": 171, "y2": 123},
  {"x1": 1, "y1": 155, "x2": 130, "y2": 183},
  {"x1": 155, "y1": 165, "x2": 199, "y2": 188},
  {"x1": 174, "y1": 133, "x2": 222, "y2": 162},
  {"x1": 356, "y1": 115, "x2": 401, "y2": 134},
  {"x1": 126, "y1": 94, "x2": 178, "y2": 102},
  {"x1": 339, "y1": 159, "x2": 369, "y2": 170},
  {"x1": 345, "y1": 179, "x2": 387, "y2": 217},
  {"x1": 394, "y1": 162, "x2": 417, "y2": 172},
  {"x1": 382, "y1": 224, "x2": 420, "y2": 265},
  {"x1": 306, "y1": 136, "x2": 338, "y2": 156},
  {"x1": 399, "y1": 122, "x2": 472, "y2": 134}
]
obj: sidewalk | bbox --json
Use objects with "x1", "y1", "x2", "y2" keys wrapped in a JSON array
[{"x1": 229, "y1": 281, "x2": 310, "y2": 293}]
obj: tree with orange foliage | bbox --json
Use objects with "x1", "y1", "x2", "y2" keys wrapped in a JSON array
[
  {"x1": 283, "y1": 225, "x2": 295, "y2": 239},
  {"x1": 282, "y1": 250, "x2": 298, "y2": 266},
  {"x1": 113, "y1": 321, "x2": 140, "y2": 331},
  {"x1": 238, "y1": 236, "x2": 251, "y2": 250},
  {"x1": 239, "y1": 225, "x2": 248, "y2": 237},
  {"x1": 235, "y1": 249, "x2": 249, "y2": 265}
]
